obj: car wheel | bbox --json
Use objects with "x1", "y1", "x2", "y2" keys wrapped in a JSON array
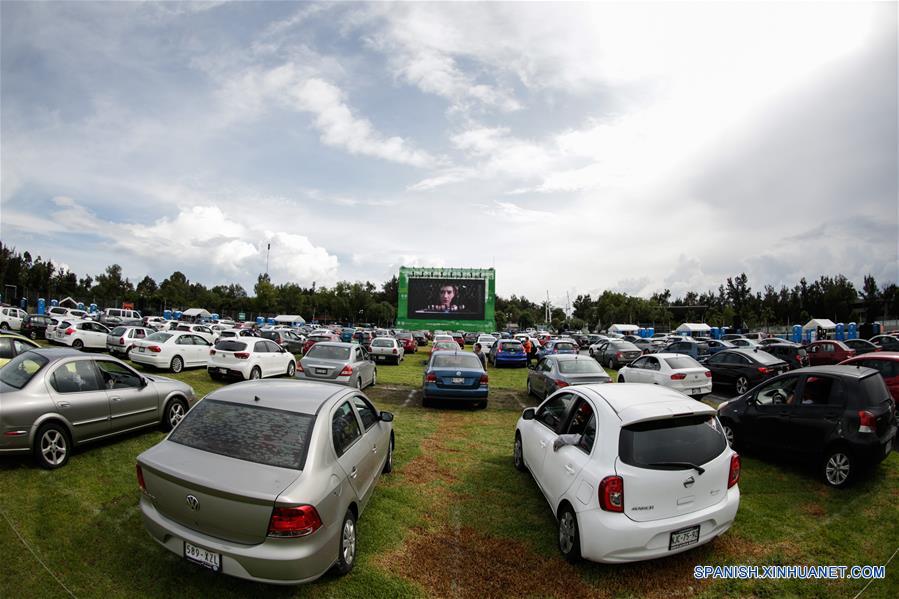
[
  {"x1": 356, "y1": 376, "x2": 363, "y2": 389},
  {"x1": 513, "y1": 432, "x2": 526, "y2": 472},
  {"x1": 249, "y1": 366, "x2": 262, "y2": 380},
  {"x1": 286, "y1": 361, "x2": 296, "y2": 377},
  {"x1": 209, "y1": 371, "x2": 221, "y2": 381},
  {"x1": 589, "y1": 348, "x2": 594, "y2": 357},
  {"x1": 72, "y1": 339, "x2": 84, "y2": 350},
  {"x1": 735, "y1": 376, "x2": 749, "y2": 395},
  {"x1": 526, "y1": 379, "x2": 534, "y2": 397},
  {"x1": 618, "y1": 375, "x2": 625, "y2": 383},
  {"x1": 334, "y1": 509, "x2": 357, "y2": 575},
  {"x1": 170, "y1": 356, "x2": 184, "y2": 374},
  {"x1": 723, "y1": 424, "x2": 736, "y2": 448},
  {"x1": 558, "y1": 504, "x2": 582, "y2": 563},
  {"x1": 30, "y1": 330, "x2": 38, "y2": 340},
  {"x1": 607, "y1": 357, "x2": 614, "y2": 369},
  {"x1": 823, "y1": 447, "x2": 854, "y2": 488},
  {"x1": 383, "y1": 434, "x2": 394, "y2": 474},
  {"x1": 162, "y1": 398, "x2": 187, "y2": 431},
  {"x1": 477, "y1": 400, "x2": 487, "y2": 410},
  {"x1": 34, "y1": 423, "x2": 70, "y2": 469},
  {"x1": 372, "y1": 369, "x2": 377, "y2": 386}
]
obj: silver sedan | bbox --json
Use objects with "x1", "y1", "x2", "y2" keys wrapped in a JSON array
[
  {"x1": 526, "y1": 354, "x2": 612, "y2": 400},
  {"x1": 296, "y1": 342, "x2": 377, "y2": 389},
  {"x1": 137, "y1": 379, "x2": 394, "y2": 584},
  {"x1": 0, "y1": 348, "x2": 197, "y2": 469}
]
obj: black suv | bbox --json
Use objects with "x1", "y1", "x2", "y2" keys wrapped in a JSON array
[{"x1": 718, "y1": 365, "x2": 896, "y2": 487}]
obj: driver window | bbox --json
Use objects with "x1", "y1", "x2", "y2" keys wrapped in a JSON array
[
  {"x1": 576, "y1": 414, "x2": 597, "y2": 454},
  {"x1": 536, "y1": 393, "x2": 575, "y2": 433},
  {"x1": 647, "y1": 358, "x2": 661, "y2": 371},
  {"x1": 799, "y1": 376, "x2": 840, "y2": 406},
  {"x1": 754, "y1": 376, "x2": 800, "y2": 406},
  {"x1": 566, "y1": 400, "x2": 595, "y2": 437},
  {"x1": 630, "y1": 357, "x2": 647, "y2": 369},
  {"x1": 96, "y1": 360, "x2": 141, "y2": 389},
  {"x1": 332, "y1": 401, "x2": 362, "y2": 457}
]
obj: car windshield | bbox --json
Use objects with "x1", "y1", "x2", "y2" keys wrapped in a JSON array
[
  {"x1": 306, "y1": 345, "x2": 351, "y2": 360},
  {"x1": 665, "y1": 356, "x2": 702, "y2": 370},
  {"x1": 309, "y1": 335, "x2": 331, "y2": 342},
  {"x1": 371, "y1": 339, "x2": 394, "y2": 347},
  {"x1": 619, "y1": 414, "x2": 726, "y2": 470},
  {"x1": 432, "y1": 354, "x2": 482, "y2": 370},
  {"x1": 168, "y1": 399, "x2": 315, "y2": 470},
  {"x1": 558, "y1": 360, "x2": 605, "y2": 374},
  {"x1": 147, "y1": 332, "x2": 173, "y2": 342},
  {"x1": 0, "y1": 352, "x2": 49, "y2": 389}
]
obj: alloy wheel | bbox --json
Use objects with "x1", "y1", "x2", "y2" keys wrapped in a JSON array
[
  {"x1": 723, "y1": 425, "x2": 734, "y2": 447},
  {"x1": 559, "y1": 511, "x2": 576, "y2": 555},
  {"x1": 168, "y1": 401, "x2": 186, "y2": 428},
  {"x1": 736, "y1": 377, "x2": 749, "y2": 394},
  {"x1": 513, "y1": 436, "x2": 523, "y2": 469},
  {"x1": 342, "y1": 517, "x2": 356, "y2": 566},
  {"x1": 40, "y1": 429, "x2": 67, "y2": 466},
  {"x1": 825, "y1": 452, "x2": 851, "y2": 486}
]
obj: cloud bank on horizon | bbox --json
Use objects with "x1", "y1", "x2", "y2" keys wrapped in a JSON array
[{"x1": 1, "y1": 1, "x2": 896, "y2": 305}]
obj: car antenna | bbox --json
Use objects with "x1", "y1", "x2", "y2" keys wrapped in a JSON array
[{"x1": 254, "y1": 395, "x2": 261, "y2": 402}]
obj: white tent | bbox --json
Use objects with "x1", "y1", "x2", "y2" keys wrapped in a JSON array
[
  {"x1": 608, "y1": 324, "x2": 639, "y2": 334},
  {"x1": 675, "y1": 323, "x2": 711, "y2": 335},
  {"x1": 273, "y1": 314, "x2": 306, "y2": 325},
  {"x1": 181, "y1": 308, "x2": 211, "y2": 319},
  {"x1": 802, "y1": 318, "x2": 836, "y2": 332}
]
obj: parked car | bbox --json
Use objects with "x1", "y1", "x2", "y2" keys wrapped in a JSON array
[
  {"x1": 663, "y1": 338, "x2": 711, "y2": 361},
  {"x1": 0, "y1": 333, "x2": 41, "y2": 366},
  {"x1": 842, "y1": 338, "x2": 879, "y2": 355},
  {"x1": 839, "y1": 352, "x2": 899, "y2": 408},
  {"x1": 537, "y1": 339, "x2": 579, "y2": 361},
  {"x1": 722, "y1": 334, "x2": 747, "y2": 341},
  {"x1": 451, "y1": 332, "x2": 465, "y2": 348},
  {"x1": 463, "y1": 332, "x2": 479, "y2": 345},
  {"x1": 296, "y1": 342, "x2": 376, "y2": 389},
  {"x1": 339, "y1": 327, "x2": 356, "y2": 343},
  {"x1": 475, "y1": 335, "x2": 497, "y2": 354},
  {"x1": 98, "y1": 308, "x2": 143, "y2": 327},
  {"x1": 422, "y1": 350, "x2": 488, "y2": 408},
  {"x1": 805, "y1": 340, "x2": 856, "y2": 366},
  {"x1": 260, "y1": 329, "x2": 305, "y2": 354},
  {"x1": 707, "y1": 339, "x2": 736, "y2": 355},
  {"x1": 617, "y1": 353, "x2": 712, "y2": 398},
  {"x1": 394, "y1": 332, "x2": 418, "y2": 354},
  {"x1": 703, "y1": 348, "x2": 790, "y2": 394},
  {"x1": 488, "y1": 339, "x2": 528, "y2": 367},
  {"x1": 717, "y1": 365, "x2": 896, "y2": 487},
  {"x1": 412, "y1": 331, "x2": 429, "y2": 346},
  {"x1": 172, "y1": 323, "x2": 217, "y2": 344},
  {"x1": 758, "y1": 337, "x2": 788, "y2": 347},
  {"x1": 763, "y1": 343, "x2": 809, "y2": 370},
  {"x1": 742, "y1": 332, "x2": 768, "y2": 342},
  {"x1": 207, "y1": 338, "x2": 296, "y2": 381},
  {"x1": 870, "y1": 335, "x2": 899, "y2": 351},
  {"x1": 514, "y1": 383, "x2": 740, "y2": 562},
  {"x1": 47, "y1": 306, "x2": 88, "y2": 320},
  {"x1": 369, "y1": 337, "x2": 404, "y2": 365},
  {"x1": 137, "y1": 379, "x2": 394, "y2": 583},
  {"x1": 590, "y1": 339, "x2": 642, "y2": 369},
  {"x1": 105, "y1": 325, "x2": 154, "y2": 359},
  {"x1": 49, "y1": 319, "x2": 111, "y2": 350},
  {"x1": 130, "y1": 331, "x2": 213, "y2": 373},
  {"x1": 0, "y1": 306, "x2": 28, "y2": 331},
  {"x1": 351, "y1": 330, "x2": 374, "y2": 352},
  {"x1": 306, "y1": 332, "x2": 341, "y2": 355},
  {"x1": 630, "y1": 338, "x2": 658, "y2": 355},
  {"x1": 729, "y1": 338, "x2": 761, "y2": 350},
  {"x1": 20, "y1": 314, "x2": 53, "y2": 340},
  {"x1": 526, "y1": 354, "x2": 611, "y2": 399},
  {"x1": 432, "y1": 340, "x2": 461, "y2": 352},
  {"x1": 0, "y1": 348, "x2": 196, "y2": 468}
]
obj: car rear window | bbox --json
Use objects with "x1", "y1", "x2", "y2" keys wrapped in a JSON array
[
  {"x1": 168, "y1": 399, "x2": 315, "y2": 470},
  {"x1": 305, "y1": 345, "x2": 351, "y2": 360},
  {"x1": 558, "y1": 360, "x2": 605, "y2": 374},
  {"x1": 750, "y1": 350, "x2": 783, "y2": 365},
  {"x1": 0, "y1": 352, "x2": 49, "y2": 389},
  {"x1": 432, "y1": 354, "x2": 482, "y2": 370},
  {"x1": 859, "y1": 373, "x2": 891, "y2": 405},
  {"x1": 309, "y1": 335, "x2": 331, "y2": 342},
  {"x1": 111, "y1": 327, "x2": 128, "y2": 336},
  {"x1": 555, "y1": 342, "x2": 576, "y2": 351},
  {"x1": 371, "y1": 339, "x2": 394, "y2": 347},
  {"x1": 147, "y1": 332, "x2": 173, "y2": 343},
  {"x1": 665, "y1": 357, "x2": 702, "y2": 370},
  {"x1": 619, "y1": 414, "x2": 727, "y2": 470},
  {"x1": 499, "y1": 342, "x2": 523, "y2": 351},
  {"x1": 215, "y1": 340, "x2": 247, "y2": 352}
]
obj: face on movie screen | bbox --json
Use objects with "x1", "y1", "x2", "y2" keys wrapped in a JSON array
[{"x1": 407, "y1": 278, "x2": 486, "y2": 320}]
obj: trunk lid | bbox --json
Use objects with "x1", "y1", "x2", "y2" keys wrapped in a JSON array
[
  {"x1": 433, "y1": 368, "x2": 481, "y2": 389},
  {"x1": 301, "y1": 358, "x2": 347, "y2": 380}
]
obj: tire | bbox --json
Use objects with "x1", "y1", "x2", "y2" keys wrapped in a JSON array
[
  {"x1": 558, "y1": 504, "x2": 582, "y2": 563},
  {"x1": 0, "y1": 322, "x2": 8, "y2": 332},
  {"x1": 356, "y1": 377, "x2": 363, "y2": 389},
  {"x1": 822, "y1": 447, "x2": 854, "y2": 488},
  {"x1": 383, "y1": 434, "x2": 394, "y2": 474},
  {"x1": 372, "y1": 369, "x2": 377, "y2": 387},
  {"x1": 72, "y1": 339, "x2": 84, "y2": 350},
  {"x1": 286, "y1": 361, "x2": 296, "y2": 377},
  {"x1": 618, "y1": 375, "x2": 625, "y2": 383},
  {"x1": 249, "y1": 366, "x2": 262, "y2": 380},
  {"x1": 209, "y1": 371, "x2": 222, "y2": 381},
  {"x1": 170, "y1": 356, "x2": 184, "y2": 374},
  {"x1": 29, "y1": 330, "x2": 38, "y2": 340},
  {"x1": 723, "y1": 424, "x2": 736, "y2": 448},
  {"x1": 334, "y1": 509, "x2": 357, "y2": 575},
  {"x1": 527, "y1": 379, "x2": 534, "y2": 397},
  {"x1": 162, "y1": 398, "x2": 187, "y2": 431},
  {"x1": 422, "y1": 395, "x2": 431, "y2": 408},
  {"x1": 34, "y1": 423, "x2": 71, "y2": 469},
  {"x1": 589, "y1": 348, "x2": 594, "y2": 357},
  {"x1": 735, "y1": 376, "x2": 749, "y2": 395},
  {"x1": 607, "y1": 357, "x2": 614, "y2": 369},
  {"x1": 124, "y1": 347, "x2": 132, "y2": 360},
  {"x1": 477, "y1": 400, "x2": 487, "y2": 410},
  {"x1": 513, "y1": 432, "x2": 526, "y2": 472}
]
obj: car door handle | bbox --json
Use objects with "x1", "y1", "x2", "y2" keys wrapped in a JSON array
[
  {"x1": 565, "y1": 465, "x2": 575, "y2": 475},
  {"x1": 371, "y1": 445, "x2": 378, "y2": 453},
  {"x1": 110, "y1": 396, "x2": 121, "y2": 402},
  {"x1": 539, "y1": 440, "x2": 547, "y2": 448},
  {"x1": 58, "y1": 402, "x2": 70, "y2": 408},
  {"x1": 350, "y1": 467, "x2": 358, "y2": 479}
]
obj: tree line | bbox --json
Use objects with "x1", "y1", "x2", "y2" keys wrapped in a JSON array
[{"x1": 1, "y1": 243, "x2": 896, "y2": 330}]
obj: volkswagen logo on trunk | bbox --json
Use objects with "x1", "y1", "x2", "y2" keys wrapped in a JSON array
[
  {"x1": 683, "y1": 476, "x2": 695, "y2": 488},
  {"x1": 186, "y1": 495, "x2": 200, "y2": 511}
]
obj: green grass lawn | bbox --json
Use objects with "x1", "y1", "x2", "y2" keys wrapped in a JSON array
[{"x1": 3, "y1": 342, "x2": 896, "y2": 597}]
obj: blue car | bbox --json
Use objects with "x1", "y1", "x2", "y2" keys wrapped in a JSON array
[
  {"x1": 340, "y1": 328, "x2": 355, "y2": 343},
  {"x1": 536, "y1": 339, "x2": 579, "y2": 361},
  {"x1": 489, "y1": 339, "x2": 528, "y2": 367},
  {"x1": 422, "y1": 350, "x2": 488, "y2": 408}
]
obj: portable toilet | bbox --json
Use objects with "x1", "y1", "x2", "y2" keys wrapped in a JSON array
[
  {"x1": 256, "y1": 316, "x2": 264, "y2": 326},
  {"x1": 792, "y1": 324, "x2": 802, "y2": 343},
  {"x1": 848, "y1": 322, "x2": 857, "y2": 340},
  {"x1": 805, "y1": 328, "x2": 815, "y2": 343},
  {"x1": 710, "y1": 326, "x2": 720, "y2": 340},
  {"x1": 163, "y1": 309, "x2": 172, "y2": 321},
  {"x1": 648, "y1": 327, "x2": 655, "y2": 337},
  {"x1": 38, "y1": 298, "x2": 46, "y2": 315},
  {"x1": 835, "y1": 323, "x2": 845, "y2": 341},
  {"x1": 873, "y1": 322, "x2": 882, "y2": 336},
  {"x1": 174, "y1": 310, "x2": 183, "y2": 320},
  {"x1": 211, "y1": 313, "x2": 219, "y2": 321},
  {"x1": 77, "y1": 302, "x2": 85, "y2": 310},
  {"x1": 267, "y1": 318, "x2": 275, "y2": 325},
  {"x1": 51, "y1": 299, "x2": 59, "y2": 307},
  {"x1": 90, "y1": 303, "x2": 98, "y2": 314}
]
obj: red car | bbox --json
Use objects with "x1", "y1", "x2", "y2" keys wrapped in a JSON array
[
  {"x1": 840, "y1": 351, "x2": 899, "y2": 408},
  {"x1": 452, "y1": 333, "x2": 465, "y2": 348},
  {"x1": 395, "y1": 332, "x2": 418, "y2": 353},
  {"x1": 303, "y1": 332, "x2": 339, "y2": 354},
  {"x1": 806, "y1": 340, "x2": 856, "y2": 365}
]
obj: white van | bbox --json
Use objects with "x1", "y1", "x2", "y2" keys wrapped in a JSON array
[{"x1": 100, "y1": 308, "x2": 143, "y2": 326}]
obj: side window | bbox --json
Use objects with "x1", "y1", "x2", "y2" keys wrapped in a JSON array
[
  {"x1": 576, "y1": 414, "x2": 597, "y2": 454},
  {"x1": 799, "y1": 376, "x2": 841, "y2": 406},
  {"x1": 536, "y1": 393, "x2": 576, "y2": 433},
  {"x1": 265, "y1": 341, "x2": 282, "y2": 352},
  {"x1": 332, "y1": 401, "x2": 362, "y2": 457},
  {"x1": 647, "y1": 358, "x2": 661, "y2": 371},
  {"x1": 0, "y1": 338, "x2": 14, "y2": 359},
  {"x1": 176, "y1": 335, "x2": 192, "y2": 345},
  {"x1": 566, "y1": 400, "x2": 595, "y2": 437},
  {"x1": 11, "y1": 339, "x2": 32, "y2": 355},
  {"x1": 135, "y1": 329, "x2": 146, "y2": 339},
  {"x1": 630, "y1": 357, "x2": 647, "y2": 369},
  {"x1": 754, "y1": 376, "x2": 800, "y2": 406},
  {"x1": 194, "y1": 335, "x2": 211, "y2": 346},
  {"x1": 50, "y1": 361, "x2": 103, "y2": 393},
  {"x1": 96, "y1": 360, "x2": 142, "y2": 389},
  {"x1": 351, "y1": 396, "x2": 378, "y2": 430},
  {"x1": 254, "y1": 341, "x2": 268, "y2": 353}
]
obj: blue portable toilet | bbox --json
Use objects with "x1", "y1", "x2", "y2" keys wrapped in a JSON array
[
  {"x1": 174, "y1": 310, "x2": 183, "y2": 320},
  {"x1": 806, "y1": 328, "x2": 815, "y2": 343},
  {"x1": 76, "y1": 302, "x2": 85, "y2": 310},
  {"x1": 255, "y1": 316, "x2": 264, "y2": 326},
  {"x1": 873, "y1": 322, "x2": 882, "y2": 336},
  {"x1": 90, "y1": 303, "x2": 98, "y2": 314},
  {"x1": 792, "y1": 324, "x2": 802, "y2": 343},
  {"x1": 37, "y1": 298, "x2": 46, "y2": 315},
  {"x1": 710, "y1": 326, "x2": 719, "y2": 340},
  {"x1": 648, "y1": 327, "x2": 655, "y2": 337},
  {"x1": 848, "y1": 322, "x2": 857, "y2": 340},
  {"x1": 163, "y1": 309, "x2": 172, "y2": 321},
  {"x1": 835, "y1": 323, "x2": 845, "y2": 341},
  {"x1": 637, "y1": 327, "x2": 645, "y2": 338},
  {"x1": 211, "y1": 313, "x2": 219, "y2": 321},
  {"x1": 51, "y1": 299, "x2": 59, "y2": 307}
]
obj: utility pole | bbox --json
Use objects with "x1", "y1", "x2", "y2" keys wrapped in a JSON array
[{"x1": 265, "y1": 242, "x2": 271, "y2": 277}]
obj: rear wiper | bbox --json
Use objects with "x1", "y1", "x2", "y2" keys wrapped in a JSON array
[{"x1": 648, "y1": 461, "x2": 705, "y2": 475}]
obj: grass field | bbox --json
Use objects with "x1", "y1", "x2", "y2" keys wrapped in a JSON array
[{"x1": 1, "y1": 342, "x2": 897, "y2": 597}]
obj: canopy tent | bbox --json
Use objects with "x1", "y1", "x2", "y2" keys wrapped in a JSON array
[
  {"x1": 802, "y1": 318, "x2": 836, "y2": 332},
  {"x1": 608, "y1": 324, "x2": 639, "y2": 334},
  {"x1": 675, "y1": 323, "x2": 711, "y2": 335},
  {"x1": 181, "y1": 308, "x2": 211, "y2": 319},
  {"x1": 273, "y1": 314, "x2": 306, "y2": 325},
  {"x1": 58, "y1": 296, "x2": 79, "y2": 308}
]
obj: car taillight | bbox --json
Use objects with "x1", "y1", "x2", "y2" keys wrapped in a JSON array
[
  {"x1": 858, "y1": 410, "x2": 877, "y2": 434},
  {"x1": 392, "y1": 348, "x2": 398, "y2": 354},
  {"x1": 119, "y1": 337, "x2": 126, "y2": 345},
  {"x1": 705, "y1": 371, "x2": 713, "y2": 378},
  {"x1": 599, "y1": 476, "x2": 624, "y2": 512},
  {"x1": 670, "y1": 373, "x2": 687, "y2": 380},
  {"x1": 339, "y1": 365, "x2": 354, "y2": 376},
  {"x1": 267, "y1": 505, "x2": 322, "y2": 538},
  {"x1": 234, "y1": 352, "x2": 250, "y2": 359},
  {"x1": 426, "y1": 372, "x2": 437, "y2": 383},
  {"x1": 148, "y1": 345, "x2": 162, "y2": 353},
  {"x1": 615, "y1": 352, "x2": 623, "y2": 359},
  {"x1": 728, "y1": 453, "x2": 741, "y2": 488},
  {"x1": 65, "y1": 327, "x2": 75, "y2": 335},
  {"x1": 552, "y1": 378, "x2": 568, "y2": 387},
  {"x1": 136, "y1": 464, "x2": 146, "y2": 492},
  {"x1": 757, "y1": 367, "x2": 769, "y2": 375},
  {"x1": 209, "y1": 349, "x2": 216, "y2": 355}
]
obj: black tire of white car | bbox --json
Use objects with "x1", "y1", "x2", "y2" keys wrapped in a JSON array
[
  {"x1": 171, "y1": 356, "x2": 183, "y2": 373},
  {"x1": 822, "y1": 446, "x2": 854, "y2": 488},
  {"x1": 383, "y1": 434, "x2": 394, "y2": 474},
  {"x1": 558, "y1": 504, "x2": 582, "y2": 563},
  {"x1": 286, "y1": 361, "x2": 296, "y2": 377},
  {"x1": 513, "y1": 433, "x2": 526, "y2": 472},
  {"x1": 250, "y1": 366, "x2": 262, "y2": 380},
  {"x1": 618, "y1": 375, "x2": 625, "y2": 383},
  {"x1": 334, "y1": 509, "x2": 357, "y2": 575},
  {"x1": 73, "y1": 339, "x2": 84, "y2": 350},
  {"x1": 34, "y1": 423, "x2": 71, "y2": 469}
]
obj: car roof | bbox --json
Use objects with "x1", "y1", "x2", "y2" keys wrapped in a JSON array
[
  {"x1": 843, "y1": 351, "x2": 899, "y2": 362},
  {"x1": 546, "y1": 354, "x2": 592, "y2": 362},
  {"x1": 23, "y1": 347, "x2": 85, "y2": 361},
  {"x1": 206, "y1": 379, "x2": 350, "y2": 415},
  {"x1": 579, "y1": 383, "x2": 715, "y2": 426},
  {"x1": 308, "y1": 341, "x2": 356, "y2": 348},
  {"x1": 794, "y1": 364, "x2": 884, "y2": 378}
]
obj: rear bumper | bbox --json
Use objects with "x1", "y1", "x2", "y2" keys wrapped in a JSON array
[
  {"x1": 130, "y1": 352, "x2": 169, "y2": 368},
  {"x1": 494, "y1": 355, "x2": 528, "y2": 366},
  {"x1": 106, "y1": 344, "x2": 131, "y2": 356},
  {"x1": 422, "y1": 383, "x2": 488, "y2": 400},
  {"x1": 207, "y1": 364, "x2": 250, "y2": 379},
  {"x1": 294, "y1": 371, "x2": 353, "y2": 386}
]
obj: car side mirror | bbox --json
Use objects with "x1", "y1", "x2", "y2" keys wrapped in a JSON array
[
  {"x1": 522, "y1": 407, "x2": 536, "y2": 420},
  {"x1": 138, "y1": 376, "x2": 148, "y2": 388},
  {"x1": 380, "y1": 411, "x2": 394, "y2": 422}
]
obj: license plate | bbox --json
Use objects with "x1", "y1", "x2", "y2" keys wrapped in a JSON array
[
  {"x1": 669, "y1": 525, "x2": 700, "y2": 550},
  {"x1": 139, "y1": 346, "x2": 146, "y2": 353},
  {"x1": 377, "y1": 356, "x2": 386, "y2": 361},
  {"x1": 184, "y1": 541, "x2": 221, "y2": 572},
  {"x1": 692, "y1": 388, "x2": 701, "y2": 395},
  {"x1": 218, "y1": 368, "x2": 227, "y2": 375},
  {"x1": 316, "y1": 368, "x2": 327, "y2": 375},
  {"x1": 452, "y1": 377, "x2": 464, "y2": 384}
]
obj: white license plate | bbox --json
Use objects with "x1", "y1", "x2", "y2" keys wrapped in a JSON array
[
  {"x1": 669, "y1": 525, "x2": 700, "y2": 550},
  {"x1": 692, "y1": 388, "x2": 701, "y2": 395},
  {"x1": 218, "y1": 368, "x2": 227, "y2": 375},
  {"x1": 452, "y1": 377, "x2": 464, "y2": 384},
  {"x1": 184, "y1": 541, "x2": 220, "y2": 571},
  {"x1": 316, "y1": 368, "x2": 327, "y2": 375},
  {"x1": 377, "y1": 356, "x2": 386, "y2": 361},
  {"x1": 139, "y1": 346, "x2": 146, "y2": 352}
]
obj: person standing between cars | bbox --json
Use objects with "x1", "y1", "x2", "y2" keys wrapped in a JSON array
[
  {"x1": 473, "y1": 343, "x2": 487, "y2": 369},
  {"x1": 522, "y1": 338, "x2": 533, "y2": 362},
  {"x1": 528, "y1": 337, "x2": 540, "y2": 365}
]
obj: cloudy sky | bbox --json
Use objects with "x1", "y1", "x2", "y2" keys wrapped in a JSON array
[{"x1": 2, "y1": 1, "x2": 896, "y2": 304}]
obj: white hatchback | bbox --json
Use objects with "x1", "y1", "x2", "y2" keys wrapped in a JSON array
[
  {"x1": 50, "y1": 319, "x2": 111, "y2": 350},
  {"x1": 130, "y1": 331, "x2": 214, "y2": 373},
  {"x1": 513, "y1": 384, "x2": 740, "y2": 564},
  {"x1": 617, "y1": 353, "x2": 713, "y2": 398},
  {"x1": 476, "y1": 334, "x2": 497, "y2": 353},
  {"x1": 369, "y1": 337, "x2": 404, "y2": 364},
  {"x1": 207, "y1": 337, "x2": 296, "y2": 381}
]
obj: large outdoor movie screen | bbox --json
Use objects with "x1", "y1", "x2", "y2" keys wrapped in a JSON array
[{"x1": 407, "y1": 278, "x2": 486, "y2": 320}]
